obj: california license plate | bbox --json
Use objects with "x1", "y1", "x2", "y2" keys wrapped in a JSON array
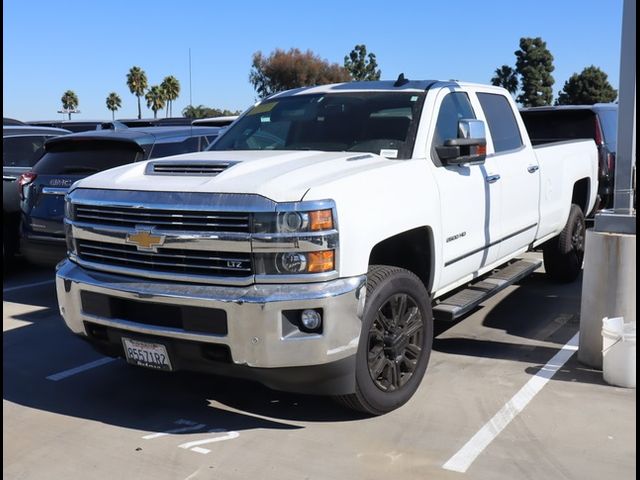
[{"x1": 122, "y1": 338, "x2": 172, "y2": 371}]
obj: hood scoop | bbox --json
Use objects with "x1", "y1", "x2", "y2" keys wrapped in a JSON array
[{"x1": 146, "y1": 160, "x2": 237, "y2": 176}]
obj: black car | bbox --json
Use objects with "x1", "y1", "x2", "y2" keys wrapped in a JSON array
[
  {"x1": 3, "y1": 126, "x2": 70, "y2": 262},
  {"x1": 520, "y1": 104, "x2": 618, "y2": 210},
  {"x1": 26, "y1": 120, "x2": 108, "y2": 133},
  {"x1": 19, "y1": 125, "x2": 222, "y2": 266}
]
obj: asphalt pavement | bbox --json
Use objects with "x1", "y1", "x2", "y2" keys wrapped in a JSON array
[{"x1": 3, "y1": 254, "x2": 636, "y2": 479}]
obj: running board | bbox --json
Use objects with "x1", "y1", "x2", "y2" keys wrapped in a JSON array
[{"x1": 433, "y1": 259, "x2": 542, "y2": 321}]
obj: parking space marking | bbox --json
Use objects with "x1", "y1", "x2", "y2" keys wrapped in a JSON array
[
  {"x1": 178, "y1": 430, "x2": 240, "y2": 452},
  {"x1": 143, "y1": 420, "x2": 239, "y2": 455},
  {"x1": 442, "y1": 332, "x2": 579, "y2": 473},
  {"x1": 3, "y1": 279, "x2": 55, "y2": 294},
  {"x1": 142, "y1": 423, "x2": 207, "y2": 440},
  {"x1": 46, "y1": 357, "x2": 116, "y2": 381}
]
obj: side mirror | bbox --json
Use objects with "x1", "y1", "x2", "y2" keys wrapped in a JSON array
[{"x1": 436, "y1": 119, "x2": 487, "y2": 165}]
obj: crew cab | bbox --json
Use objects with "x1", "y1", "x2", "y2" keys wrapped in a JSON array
[{"x1": 56, "y1": 79, "x2": 598, "y2": 415}]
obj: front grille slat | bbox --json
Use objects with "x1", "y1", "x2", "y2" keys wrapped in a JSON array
[
  {"x1": 75, "y1": 213, "x2": 249, "y2": 229},
  {"x1": 74, "y1": 204, "x2": 251, "y2": 233},
  {"x1": 77, "y1": 239, "x2": 252, "y2": 277},
  {"x1": 76, "y1": 207, "x2": 248, "y2": 221}
]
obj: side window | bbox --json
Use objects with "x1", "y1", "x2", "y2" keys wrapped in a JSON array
[
  {"x1": 477, "y1": 93, "x2": 523, "y2": 153},
  {"x1": 432, "y1": 92, "x2": 476, "y2": 162}
]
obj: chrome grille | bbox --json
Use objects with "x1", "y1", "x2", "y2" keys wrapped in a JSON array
[
  {"x1": 77, "y1": 240, "x2": 252, "y2": 277},
  {"x1": 74, "y1": 205, "x2": 250, "y2": 232}
]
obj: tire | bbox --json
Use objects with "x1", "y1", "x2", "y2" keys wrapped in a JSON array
[
  {"x1": 336, "y1": 265, "x2": 433, "y2": 415},
  {"x1": 543, "y1": 204, "x2": 585, "y2": 283}
]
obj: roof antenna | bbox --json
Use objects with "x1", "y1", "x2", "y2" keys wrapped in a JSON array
[{"x1": 394, "y1": 73, "x2": 409, "y2": 87}]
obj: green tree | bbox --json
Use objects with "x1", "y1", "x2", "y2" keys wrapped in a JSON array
[
  {"x1": 105, "y1": 92, "x2": 122, "y2": 120},
  {"x1": 490, "y1": 65, "x2": 518, "y2": 94},
  {"x1": 145, "y1": 85, "x2": 166, "y2": 119},
  {"x1": 344, "y1": 44, "x2": 381, "y2": 81},
  {"x1": 161, "y1": 75, "x2": 180, "y2": 117},
  {"x1": 182, "y1": 104, "x2": 242, "y2": 119},
  {"x1": 515, "y1": 37, "x2": 555, "y2": 106},
  {"x1": 249, "y1": 48, "x2": 351, "y2": 98},
  {"x1": 60, "y1": 90, "x2": 79, "y2": 120},
  {"x1": 556, "y1": 66, "x2": 618, "y2": 105},
  {"x1": 126, "y1": 66, "x2": 148, "y2": 119}
]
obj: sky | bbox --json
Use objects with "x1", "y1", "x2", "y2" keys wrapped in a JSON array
[{"x1": 3, "y1": 0, "x2": 625, "y2": 121}]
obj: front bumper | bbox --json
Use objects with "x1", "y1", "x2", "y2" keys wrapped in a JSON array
[
  {"x1": 21, "y1": 234, "x2": 66, "y2": 266},
  {"x1": 56, "y1": 260, "x2": 366, "y2": 394}
]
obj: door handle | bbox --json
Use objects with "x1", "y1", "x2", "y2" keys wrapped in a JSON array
[
  {"x1": 486, "y1": 174, "x2": 501, "y2": 183},
  {"x1": 527, "y1": 165, "x2": 539, "y2": 173}
]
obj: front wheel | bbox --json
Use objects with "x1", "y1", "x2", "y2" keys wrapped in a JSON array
[
  {"x1": 543, "y1": 204, "x2": 585, "y2": 283},
  {"x1": 336, "y1": 265, "x2": 433, "y2": 415}
]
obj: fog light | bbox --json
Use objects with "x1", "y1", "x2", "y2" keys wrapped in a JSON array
[{"x1": 300, "y1": 309, "x2": 322, "y2": 331}]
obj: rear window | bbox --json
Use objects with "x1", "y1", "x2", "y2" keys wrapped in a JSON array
[
  {"x1": 34, "y1": 144, "x2": 142, "y2": 175},
  {"x1": 521, "y1": 109, "x2": 596, "y2": 146},
  {"x1": 3, "y1": 135, "x2": 51, "y2": 167},
  {"x1": 477, "y1": 93, "x2": 523, "y2": 153}
]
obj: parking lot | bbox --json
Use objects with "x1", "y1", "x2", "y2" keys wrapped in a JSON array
[{"x1": 3, "y1": 253, "x2": 636, "y2": 480}]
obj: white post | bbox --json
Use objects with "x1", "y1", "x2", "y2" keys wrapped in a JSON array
[{"x1": 578, "y1": 0, "x2": 636, "y2": 368}]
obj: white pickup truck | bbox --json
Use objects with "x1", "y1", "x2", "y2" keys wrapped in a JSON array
[{"x1": 56, "y1": 79, "x2": 598, "y2": 415}]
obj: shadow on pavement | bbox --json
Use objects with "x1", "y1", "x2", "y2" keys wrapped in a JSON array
[
  {"x1": 432, "y1": 271, "x2": 594, "y2": 382},
  {"x1": 3, "y1": 314, "x2": 366, "y2": 438}
]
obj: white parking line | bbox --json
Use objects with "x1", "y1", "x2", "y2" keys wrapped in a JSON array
[
  {"x1": 142, "y1": 423, "x2": 207, "y2": 440},
  {"x1": 3, "y1": 279, "x2": 55, "y2": 294},
  {"x1": 442, "y1": 333, "x2": 579, "y2": 473},
  {"x1": 46, "y1": 357, "x2": 117, "y2": 381},
  {"x1": 178, "y1": 430, "x2": 240, "y2": 450}
]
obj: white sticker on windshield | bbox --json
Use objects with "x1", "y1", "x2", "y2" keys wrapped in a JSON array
[
  {"x1": 380, "y1": 149, "x2": 398, "y2": 158},
  {"x1": 410, "y1": 95, "x2": 419, "y2": 101}
]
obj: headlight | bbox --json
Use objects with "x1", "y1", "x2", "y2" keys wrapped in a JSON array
[{"x1": 253, "y1": 209, "x2": 334, "y2": 233}]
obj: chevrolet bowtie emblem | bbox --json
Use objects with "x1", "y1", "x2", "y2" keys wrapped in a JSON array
[{"x1": 125, "y1": 229, "x2": 165, "y2": 251}]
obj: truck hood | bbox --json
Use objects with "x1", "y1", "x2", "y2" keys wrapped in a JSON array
[{"x1": 73, "y1": 150, "x2": 395, "y2": 202}]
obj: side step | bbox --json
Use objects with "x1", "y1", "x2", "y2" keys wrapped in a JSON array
[{"x1": 433, "y1": 259, "x2": 542, "y2": 321}]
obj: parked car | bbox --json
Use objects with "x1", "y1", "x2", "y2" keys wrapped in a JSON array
[
  {"x1": 3, "y1": 126, "x2": 70, "y2": 262},
  {"x1": 520, "y1": 104, "x2": 617, "y2": 210},
  {"x1": 55, "y1": 79, "x2": 598, "y2": 415},
  {"x1": 26, "y1": 120, "x2": 107, "y2": 133},
  {"x1": 3, "y1": 117, "x2": 26, "y2": 126},
  {"x1": 19, "y1": 126, "x2": 222, "y2": 266},
  {"x1": 192, "y1": 116, "x2": 239, "y2": 127},
  {"x1": 118, "y1": 118, "x2": 194, "y2": 127}
]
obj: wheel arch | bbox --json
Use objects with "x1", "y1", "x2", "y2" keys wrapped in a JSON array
[{"x1": 368, "y1": 226, "x2": 435, "y2": 293}]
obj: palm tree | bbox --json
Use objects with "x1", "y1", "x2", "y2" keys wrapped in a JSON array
[
  {"x1": 160, "y1": 76, "x2": 180, "y2": 117},
  {"x1": 491, "y1": 65, "x2": 519, "y2": 95},
  {"x1": 182, "y1": 104, "x2": 206, "y2": 119},
  {"x1": 61, "y1": 90, "x2": 79, "y2": 120},
  {"x1": 145, "y1": 85, "x2": 166, "y2": 119},
  {"x1": 126, "y1": 66, "x2": 148, "y2": 119},
  {"x1": 105, "y1": 92, "x2": 122, "y2": 120}
]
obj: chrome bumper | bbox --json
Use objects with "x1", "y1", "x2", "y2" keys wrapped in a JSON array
[{"x1": 56, "y1": 260, "x2": 366, "y2": 369}]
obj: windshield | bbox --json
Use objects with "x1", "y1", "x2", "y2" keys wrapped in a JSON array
[{"x1": 210, "y1": 92, "x2": 425, "y2": 159}]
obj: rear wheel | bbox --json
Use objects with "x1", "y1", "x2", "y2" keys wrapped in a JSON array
[
  {"x1": 543, "y1": 204, "x2": 585, "y2": 283},
  {"x1": 336, "y1": 265, "x2": 433, "y2": 415}
]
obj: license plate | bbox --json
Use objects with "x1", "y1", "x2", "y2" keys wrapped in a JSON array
[{"x1": 122, "y1": 338, "x2": 172, "y2": 371}]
